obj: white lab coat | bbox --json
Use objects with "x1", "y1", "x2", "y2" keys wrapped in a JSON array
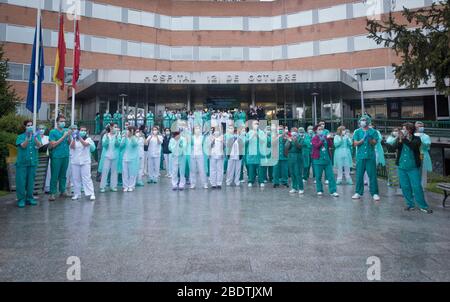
[
  {"x1": 146, "y1": 134, "x2": 163, "y2": 181},
  {"x1": 209, "y1": 134, "x2": 224, "y2": 186},
  {"x1": 70, "y1": 137, "x2": 95, "y2": 197}
]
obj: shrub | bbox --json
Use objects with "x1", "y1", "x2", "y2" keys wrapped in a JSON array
[
  {"x1": 0, "y1": 113, "x2": 28, "y2": 134},
  {"x1": 0, "y1": 130, "x2": 17, "y2": 190}
]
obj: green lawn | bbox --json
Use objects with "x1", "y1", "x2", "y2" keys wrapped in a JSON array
[
  {"x1": 425, "y1": 172, "x2": 450, "y2": 195},
  {"x1": 0, "y1": 190, "x2": 10, "y2": 197}
]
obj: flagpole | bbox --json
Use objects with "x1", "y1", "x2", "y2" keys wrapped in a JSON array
[
  {"x1": 71, "y1": 16, "x2": 76, "y2": 126},
  {"x1": 33, "y1": 0, "x2": 41, "y2": 131},
  {"x1": 55, "y1": 84, "x2": 59, "y2": 127}
]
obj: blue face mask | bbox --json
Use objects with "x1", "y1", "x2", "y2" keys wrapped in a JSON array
[
  {"x1": 26, "y1": 126, "x2": 33, "y2": 133},
  {"x1": 418, "y1": 127, "x2": 424, "y2": 133},
  {"x1": 58, "y1": 122, "x2": 66, "y2": 129}
]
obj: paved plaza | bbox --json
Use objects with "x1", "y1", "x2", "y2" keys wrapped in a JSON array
[{"x1": 0, "y1": 177, "x2": 450, "y2": 282}]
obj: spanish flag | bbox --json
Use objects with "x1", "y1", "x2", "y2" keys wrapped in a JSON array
[{"x1": 53, "y1": 13, "x2": 66, "y2": 89}]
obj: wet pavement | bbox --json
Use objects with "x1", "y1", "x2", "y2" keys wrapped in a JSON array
[{"x1": 0, "y1": 176, "x2": 449, "y2": 282}]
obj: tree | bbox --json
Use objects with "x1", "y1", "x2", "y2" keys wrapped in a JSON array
[
  {"x1": 366, "y1": 1, "x2": 450, "y2": 96},
  {"x1": 0, "y1": 44, "x2": 20, "y2": 117}
]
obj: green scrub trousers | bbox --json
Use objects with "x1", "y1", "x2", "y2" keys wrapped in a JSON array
[
  {"x1": 288, "y1": 153, "x2": 303, "y2": 190},
  {"x1": 50, "y1": 157, "x2": 69, "y2": 195},
  {"x1": 355, "y1": 158, "x2": 378, "y2": 196},
  {"x1": 398, "y1": 167, "x2": 429, "y2": 209},
  {"x1": 16, "y1": 165, "x2": 36, "y2": 203},
  {"x1": 273, "y1": 160, "x2": 288, "y2": 185},
  {"x1": 313, "y1": 162, "x2": 337, "y2": 194}
]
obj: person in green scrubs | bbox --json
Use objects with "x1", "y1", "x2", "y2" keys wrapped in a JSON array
[
  {"x1": 15, "y1": 120, "x2": 42, "y2": 208},
  {"x1": 245, "y1": 120, "x2": 266, "y2": 187},
  {"x1": 351, "y1": 115, "x2": 380, "y2": 201},
  {"x1": 48, "y1": 115, "x2": 72, "y2": 201},
  {"x1": 302, "y1": 125, "x2": 314, "y2": 182},
  {"x1": 103, "y1": 110, "x2": 112, "y2": 129},
  {"x1": 311, "y1": 124, "x2": 338, "y2": 197},
  {"x1": 272, "y1": 125, "x2": 289, "y2": 188},
  {"x1": 386, "y1": 122, "x2": 432, "y2": 213},
  {"x1": 258, "y1": 126, "x2": 272, "y2": 184},
  {"x1": 286, "y1": 127, "x2": 304, "y2": 194},
  {"x1": 146, "y1": 110, "x2": 154, "y2": 129},
  {"x1": 95, "y1": 112, "x2": 101, "y2": 134}
]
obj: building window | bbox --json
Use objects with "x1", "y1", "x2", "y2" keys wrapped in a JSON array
[
  {"x1": 92, "y1": 2, "x2": 107, "y2": 20},
  {"x1": 7, "y1": 63, "x2": 23, "y2": 80},
  {"x1": 353, "y1": 35, "x2": 382, "y2": 51},
  {"x1": 141, "y1": 43, "x2": 154, "y2": 59},
  {"x1": 127, "y1": 41, "x2": 141, "y2": 57},
  {"x1": 319, "y1": 37, "x2": 347, "y2": 55},
  {"x1": 171, "y1": 17, "x2": 194, "y2": 31},
  {"x1": 141, "y1": 12, "x2": 155, "y2": 27},
  {"x1": 6, "y1": 25, "x2": 34, "y2": 44},
  {"x1": 287, "y1": 42, "x2": 313, "y2": 59},
  {"x1": 128, "y1": 9, "x2": 141, "y2": 25},
  {"x1": 401, "y1": 101, "x2": 424, "y2": 118},
  {"x1": 91, "y1": 36, "x2": 107, "y2": 53},
  {"x1": 286, "y1": 10, "x2": 313, "y2": 28},
  {"x1": 106, "y1": 5, "x2": 122, "y2": 22},
  {"x1": 107, "y1": 38, "x2": 122, "y2": 55},
  {"x1": 370, "y1": 67, "x2": 386, "y2": 80},
  {"x1": 318, "y1": 4, "x2": 347, "y2": 23}
]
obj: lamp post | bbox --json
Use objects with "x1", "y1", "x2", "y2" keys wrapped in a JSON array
[
  {"x1": 119, "y1": 93, "x2": 127, "y2": 130},
  {"x1": 311, "y1": 92, "x2": 319, "y2": 125},
  {"x1": 355, "y1": 72, "x2": 368, "y2": 116}
]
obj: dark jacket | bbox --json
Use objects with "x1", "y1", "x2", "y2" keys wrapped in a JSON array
[
  {"x1": 162, "y1": 135, "x2": 172, "y2": 154},
  {"x1": 391, "y1": 135, "x2": 422, "y2": 168}
]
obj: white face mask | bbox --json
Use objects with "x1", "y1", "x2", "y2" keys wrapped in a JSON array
[
  {"x1": 253, "y1": 124, "x2": 259, "y2": 130},
  {"x1": 392, "y1": 131, "x2": 398, "y2": 137},
  {"x1": 152, "y1": 130, "x2": 158, "y2": 135},
  {"x1": 194, "y1": 128, "x2": 201, "y2": 134},
  {"x1": 401, "y1": 129, "x2": 408, "y2": 136},
  {"x1": 360, "y1": 121, "x2": 367, "y2": 128}
]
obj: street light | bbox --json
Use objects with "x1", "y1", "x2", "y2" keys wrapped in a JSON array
[
  {"x1": 355, "y1": 72, "x2": 368, "y2": 116},
  {"x1": 119, "y1": 93, "x2": 127, "y2": 130},
  {"x1": 311, "y1": 92, "x2": 319, "y2": 125}
]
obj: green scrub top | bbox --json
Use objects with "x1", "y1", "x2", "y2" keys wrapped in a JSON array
[
  {"x1": 49, "y1": 128, "x2": 70, "y2": 158},
  {"x1": 15, "y1": 133, "x2": 41, "y2": 167},
  {"x1": 399, "y1": 142, "x2": 417, "y2": 170},
  {"x1": 353, "y1": 127, "x2": 378, "y2": 160}
]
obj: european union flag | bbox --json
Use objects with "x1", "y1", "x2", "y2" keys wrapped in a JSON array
[{"x1": 26, "y1": 23, "x2": 45, "y2": 113}]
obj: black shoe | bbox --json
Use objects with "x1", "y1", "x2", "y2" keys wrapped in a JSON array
[
  {"x1": 419, "y1": 208, "x2": 433, "y2": 214},
  {"x1": 217, "y1": 186, "x2": 222, "y2": 189},
  {"x1": 404, "y1": 206, "x2": 416, "y2": 211},
  {"x1": 273, "y1": 184, "x2": 279, "y2": 188},
  {"x1": 284, "y1": 184, "x2": 289, "y2": 188},
  {"x1": 211, "y1": 186, "x2": 217, "y2": 189}
]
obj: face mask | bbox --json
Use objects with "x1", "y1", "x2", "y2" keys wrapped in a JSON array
[
  {"x1": 291, "y1": 131, "x2": 297, "y2": 136},
  {"x1": 278, "y1": 130, "x2": 283, "y2": 134},
  {"x1": 401, "y1": 129, "x2": 408, "y2": 136},
  {"x1": 299, "y1": 132, "x2": 305, "y2": 136},
  {"x1": 308, "y1": 130, "x2": 313, "y2": 134},
  {"x1": 165, "y1": 132, "x2": 170, "y2": 136},
  {"x1": 26, "y1": 126, "x2": 33, "y2": 133},
  {"x1": 152, "y1": 130, "x2": 158, "y2": 135},
  {"x1": 418, "y1": 127, "x2": 424, "y2": 133},
  {"x1": 392, "y1": 132, "x2": 398, "y2": 137},
  {"x1": 58, "y1": 122, "x2": 66, "y2": 128},
  {"x1": 360, "y1": 121, "x2": 367, "y2": 128},
  {"x1": 80, "y1": 131, "x2": 87, "y2": 138},
  {"x1": 253, "y1": 124, "x2": 259, "y2": 130}
]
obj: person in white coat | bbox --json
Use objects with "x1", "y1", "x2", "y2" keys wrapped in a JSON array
[
  {"x1": 146, "y1": 126, "x2": 163, "y2": 184},
  {"x1": 209, "y1": 127, "x2": 225, "y2": 189},
  {"x1": 188, "y1": 125, "x2": 208, "y2": 189},
  {"x1": 136, "y1": 128, "x2": 146, "y2": 187},
  {"x1": 69, "y1": 126, "x2": 96, "y2": 201},
  {"x1": 99, "y1": 123, "x2": 121, "y2": 193},
  {"x1": 169, "y1": 131, "x2": 187, "y2": 190},
  {"x1": 225, "y1": 127, "x2": 244, "y2": 186}
]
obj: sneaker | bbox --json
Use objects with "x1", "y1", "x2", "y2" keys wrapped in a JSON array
[
  {"x1": 364, "y1": 182, "x2": 368, "y2": 186},
  {"x1": 298, "y1": 190, "x2": 304, "y2": 195},
  {"x1": 17, "y1": 200, "x2": 26, "y2": 208},
  {"x1": 325, "y1": 180, "x2": 329, "y2": 185},
  {"x1": 217, "y1": 186, "x2": 222, "y2": 189},
  {"x1": 111, "y1": 188, "x2": 118, "y2": 192},
  {"x1": 100, "y1": 188, "x2": 106, "y2": 193},
  {"x1": 303, "y1": 179, "x2": 307, "y2": 183},
  {"x1": 248, "y1": 183, "x2": 253, "y2": 187},
  {"x1": 30, "y1": 199, "x2": 38, "y2": 206},
  {"x1": 352, "y1": 193, "x2": 361, "y2": 199},
  {"x1": 190, "y1": 185, "x2": 196, "y2": 189},
  {"x1": 317, "y1": 192, "x2": 323, "y2": 196},
  {"x1": 136, "y1": 182, "x2": 144, "y2": 187},
  {"x1": 313, "y1": 180, "x2": 316, "y2": 184},
  {"x1": 172, "y1": 187, "x2": 178, "y2": 191},
  {"x1": 336, "y1": 180, "x2": 342, "y2": 185},
  {"x1": 331, "y1": 192, "x2": 339, "y2": 197},
  {"x1": 90, "y1": 195, "x2": 96, "y2": 201},
  {"x1": 128, "y1": 188, "x2": 134, "y2": 192},
  {"x1": 404, "y1": 206, "x2": 416, "y2": 211},
  {"x1": 61, "y1": 191, "x2": 71, "y2": 198},
  {"x1": 71, "y1": 195, "x2": 80, "y2": 200},
  {"x1": 284, "y1": 184, "x2": 289, "y2": 188},
  {"x1": 211, "y1": 186, "x2": 217, "y2": 189},
  {"x1": 289, "y1": 189, "x2": 298, "y2": 193},
  {"x1": 373, "y1": 194, "x2": 381, "y2": 201},
  {"x1": 419, "y1": 208, "x2": 433, "y2": 214},
  {"x1": 203, "y1": 185, "x2": 208, "y2": 189},
  {"x1": 48, "y1": 194, "x2": 56, "y2": 201},
  {"x1": 123, "y1": 188, "x2": 128, "y2": 192},
  {"x1": 178, "y1": 187, "x2": 184, "y2": 191},
  {"x1": 260, "y1": 183, "x2": 265, "y2": 188}
]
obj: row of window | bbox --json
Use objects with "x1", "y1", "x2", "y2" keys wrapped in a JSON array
[
  {"x1": 0, "y1": 23, "x2": 386, "y2": 61},
  {"x1": 3, "y1": 0, "x2": 435, "y2": 32},
  {"x1": 7, "y1": 62, "x2": 91, "y2": 83}
]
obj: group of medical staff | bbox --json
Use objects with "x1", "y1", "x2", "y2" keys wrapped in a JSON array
[{"x1": 15, "y1": 113, "x2": 433, "y2": 214}]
